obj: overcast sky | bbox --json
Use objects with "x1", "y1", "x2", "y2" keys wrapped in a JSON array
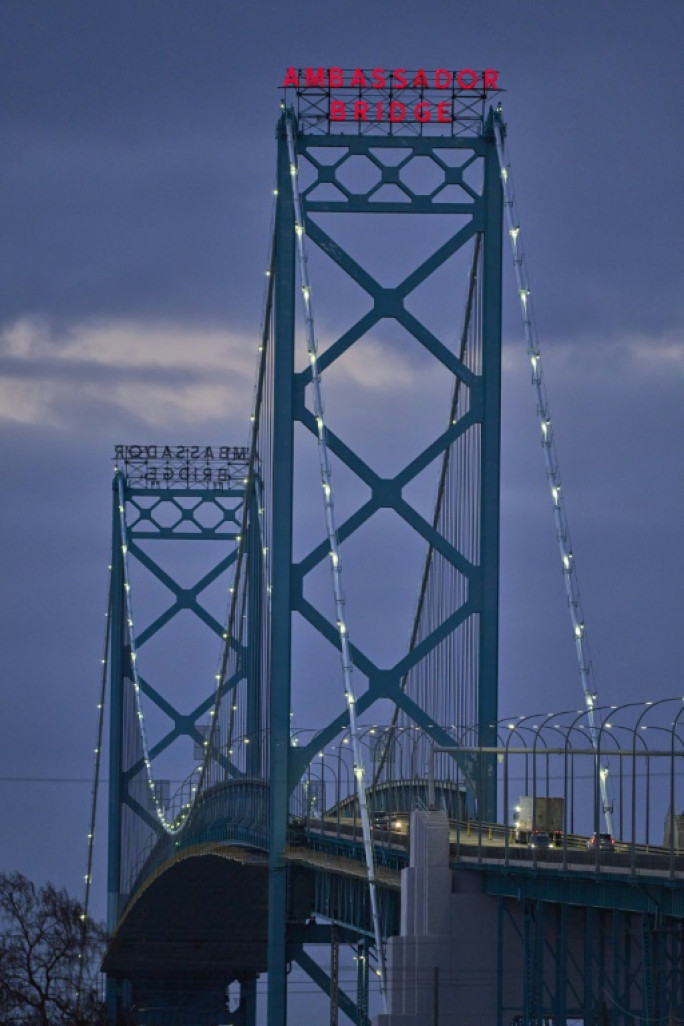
[{"x1": 1, "y1": 0, "x2": 682, "y2": 952}]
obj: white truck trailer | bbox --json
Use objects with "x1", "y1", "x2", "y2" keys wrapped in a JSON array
[{"x1": 513, "y1": 795, "x2": 564, "y2": 844}]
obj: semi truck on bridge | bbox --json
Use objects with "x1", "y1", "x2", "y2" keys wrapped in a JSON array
[{"x1": 513, "y1": 796, "x2": 564, "y2": 844}]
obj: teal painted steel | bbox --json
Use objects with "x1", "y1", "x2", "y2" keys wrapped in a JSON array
[
  {"x1": 494, "y1": 886, "x2": 682, "y2": 1025},
  {"x1": 246, "y1": 487, "x2": 263, "y2": 776},
  {"x1": 473, "y1": 862, "x2": 684, "y2": 916},
  {"x1": 106, "y1": 476, "x2": 126, "y2": 1021},
  {"x1": 584, "y1": 906, "x2": 595, "y2": 1024},
  {"x1": 277, "y1": 124, "x2": 504, "y2": 790},
  {"x1": 267, "y1": 107, "x2": 505, "y2": 1024},
  {"x1": 557, "y1": 901, "x2": 569, "y2": 1026},
  {"x1": 107, "y1": 476, "x2": 125, "y2": 932},
  {"x1": 240, "y1": 974, "x2": 258, "y2": 1026},
  {"x1": 105, "y1": 469, "x2": 248, "y2": 1022},
  {"x1": 292, "y1": 946, "x2": 367, "y2": 1026},
  {"x1": 478, "y1": 112, "x2": 504, "y2": 820},
  {"x1": 293, "y1": 133, "x2": 501, "y2": 783},
  {"x1": 267, "y1": 113, "x2": 297, "y2": 1026}
]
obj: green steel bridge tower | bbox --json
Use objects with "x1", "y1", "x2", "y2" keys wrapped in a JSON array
[{"x1": 266, "y1": 83, "x2": 503, "y2": 1023}]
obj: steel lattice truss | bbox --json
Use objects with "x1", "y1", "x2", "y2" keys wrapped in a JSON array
[
  {"x1": 108, "y1": 477, "x2": 255, "y2": 913},
  {"x1": 283, "y1": 127, "x2": 503, "y2": 817}
]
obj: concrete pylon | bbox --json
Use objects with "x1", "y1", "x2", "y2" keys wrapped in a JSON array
[{"x1": 374, "y1": 809, "x2": 498, "y2": 1026}]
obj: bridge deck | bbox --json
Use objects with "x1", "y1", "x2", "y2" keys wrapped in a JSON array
[{"x1": 105, "y1": 815, "x2": 684, "y2": 988}]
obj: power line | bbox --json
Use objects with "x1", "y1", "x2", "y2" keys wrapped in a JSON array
[{"x1": 0, "y1": 776, "x2": 188, "y2": 784}]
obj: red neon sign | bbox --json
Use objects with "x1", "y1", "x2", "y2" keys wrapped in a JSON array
[
  {"x1": 282, "y1": 67, "x2": 499, "y2": 91},
  {"x1": 281, "y1": 67, "x2": 500, "y2": 129}
]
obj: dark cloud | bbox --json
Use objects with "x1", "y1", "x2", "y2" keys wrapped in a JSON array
[{"x1": 3, "y1": 1, "x2": 682, "y2": 334}]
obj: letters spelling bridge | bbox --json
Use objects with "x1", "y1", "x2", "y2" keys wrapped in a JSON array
[{"x1": 85, "y1": 73, "x2": 684, "y2": 1026}]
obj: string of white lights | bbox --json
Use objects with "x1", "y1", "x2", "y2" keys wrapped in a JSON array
[
  {"x1": 284, "y1": 110, "x2": 387, "y2": 1006},
  {"x1": 253, "y1": 216, "x2": 276, "y2": 611},
  {"x1": 214, "y1": 235, "x2": 276, "y2": 772},
  {"x1": 110, "y1": 188, "x2": 280, "y2": 836},
  {"x1": 115, "y1": 473, "x2": 200, "y2": 832},
  {"x1": 77, "y1": 568, "x2": 112, "y2": 1012},
  {"x1": 493, "y1": 114, "x2": 614, "y2": 835}
]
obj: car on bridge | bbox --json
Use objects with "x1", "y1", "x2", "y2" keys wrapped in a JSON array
[
  {"x1": 527, "y1": 831, "x2": 555, "y2": 850},
  {"x1": 587, "y1": 832, "x2": 615, "y2": 853}
]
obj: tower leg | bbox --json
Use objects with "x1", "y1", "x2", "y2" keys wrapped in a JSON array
[
  {"x1": 477, "y1": 126, "x2": 504, "y2": 822},
  {"x1": 238, "y1": 974, "x2": 258, "y2": 1026},
  {"x1": 267, "y1": 112, "x2": 296, "y2": 1026},
  {"x1": 330, "y1": 925, "x2": 340, "y2": 1026}
]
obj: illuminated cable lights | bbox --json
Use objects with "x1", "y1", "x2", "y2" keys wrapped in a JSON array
[
  {"x1": 115, "y1": 471, "x2": 199, "y2": 834},
  {"x1": 493, "y1": 114, "x2": 614, "y2": 837},
  {"x1": 285, "y1": 112, "x2": 387, "y2": 1005},
  {"x1": 81, "y1": 571, "x2": 111, "y2": 977}
]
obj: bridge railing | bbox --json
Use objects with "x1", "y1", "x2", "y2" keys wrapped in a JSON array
[
  {"x1": 118, "y1": 702, "x2": 684, "y2": 922},
  {"x1": 118, "y1": 778, "x2": 269, "y2": 918},
  {"x1": 296, "y1": 809, "x2": 684, "y2": 882}
]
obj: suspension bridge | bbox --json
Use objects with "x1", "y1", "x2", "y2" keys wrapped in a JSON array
[{"x1": 89, "y1": 72, "x2": 684, "y2": 1026}]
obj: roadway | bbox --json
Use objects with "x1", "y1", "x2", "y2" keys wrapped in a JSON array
[{"x1": 302, "y1": 813, "x2": 684, "y2": 880}]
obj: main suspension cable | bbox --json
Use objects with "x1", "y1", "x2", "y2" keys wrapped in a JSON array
[
  {"x1": 112, "y1": 224, "x2": 278, "y2": 835},
  {"x1": 492, "y1": 112, "x2": 614, "y2": 835},
  {"x1": 284, "y1": 110, "x2": 387, "y2": 1007},
  {"x1": 78, "y1": 569, "x2": 112, "y2": 1011}
]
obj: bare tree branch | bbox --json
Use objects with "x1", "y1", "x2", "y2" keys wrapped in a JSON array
[{"x1": 0, "y1": 872, "x2": 108, "y2": 1025}]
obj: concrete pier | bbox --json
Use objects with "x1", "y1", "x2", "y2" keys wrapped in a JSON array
[{"x1": 374, "y1": 809, "x2": 498, "y2": 1026}]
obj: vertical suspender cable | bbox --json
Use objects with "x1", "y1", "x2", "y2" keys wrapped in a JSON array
[
  {"x1": 373, "y1": 234, "x2": 482, "y2": 786},
  {"x1": 284, "y1": 111, "x2": 387, "y2": 1006},
  {"x1": 492, "y1": 113, "x2": 614, "y2": 835}
]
